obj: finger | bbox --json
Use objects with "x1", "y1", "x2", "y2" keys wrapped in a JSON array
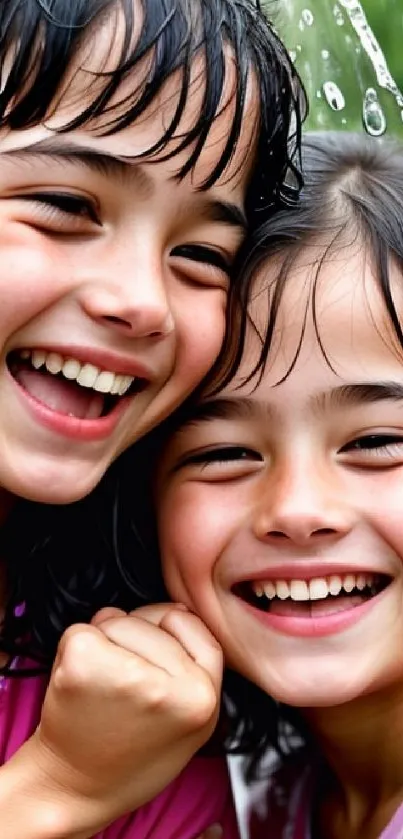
[
  {"x1": 91, "y1": 607, "x2": 128, "y2": 627},
  {"x1": 160, "y1": 610, "x2": 223, "y2": 694},
  {"x1": 94, "y1": 612, "x2": 201, "y2": 677}
]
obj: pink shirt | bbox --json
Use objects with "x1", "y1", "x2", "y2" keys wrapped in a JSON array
[
  {"x1": 249, "y1": 755, "x2": 403, "y2": 838},
  {"x1": 0, "y1": 661, "x2": 240, "y2": 838}
]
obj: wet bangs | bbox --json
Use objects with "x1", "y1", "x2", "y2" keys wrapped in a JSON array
[{"x1": 0, "y1": 0, "x2": 304, "y2": 194}]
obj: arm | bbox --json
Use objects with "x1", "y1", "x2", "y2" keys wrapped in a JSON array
[{"x1": 0, "y1": 605, "x2": 223, "y2": 839}]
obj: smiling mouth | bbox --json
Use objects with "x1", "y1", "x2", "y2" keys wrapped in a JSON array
[
  {"x1": 234, "y1": 572, "x2": 391, "y2": 618},
  {"x1": 8, "y1": 349, "x2": 147, "y2": 419}
]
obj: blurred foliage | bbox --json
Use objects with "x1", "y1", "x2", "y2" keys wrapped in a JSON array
[{"x1": 266, "y1": 0, "x2": 403, "y2": 137}]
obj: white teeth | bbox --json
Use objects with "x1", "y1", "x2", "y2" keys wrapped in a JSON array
[
  {"x1": 309, "y1": 578, "x2": 328, "y2": 601},
  {"x1": 251, "y1": 572, "x2": 378, "y2": 602},
  {"x1": 276, "y1": 581, "x2": 290, "y2": 600},
  {"x1": 93, "y1": 371, "x2": 116, "y2": 394},
  {"x1": 290, "y1": 580, "x2": 309, "y2": 601},
  {"x1": 329, "y1": 575, "x2": 342, "y2": 596},
  {"x1": 45, "y1": 352, "x2": 63, "y2": 375},
  {"x1": 263, "y1": 581, "x2": 276, "y2": 600},
  {"x1": 62, "y1": 359, "x2": 81, "y2": 380},
  {"x1": 342, "y1": 574, "x2": 355, "y2": 593},
  {"x1": 31, "y1": 350, "x2": 46, "y2": 369},
  {"x1": 18, "y1": 350, "x2": 135, "y2": 397},
  {"x1": 77, "y1": 363, "x2": 99, "y2": 389}
]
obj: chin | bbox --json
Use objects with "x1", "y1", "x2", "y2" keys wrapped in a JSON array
[{"x1": 3, "y1": 464, "x2": 104, "y2": 506}]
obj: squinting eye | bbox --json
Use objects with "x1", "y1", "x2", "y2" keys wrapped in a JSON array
[
  {"x1": 180, "y1": 446, "x2": 263, "y2": 467},
  {"x1": 339, "y1": 433, "x2": 403, "y2": 464},
  {"x1": 16, "y1": 192, "x2": 100, "y2": 225},
  {"x1": 171, "y1": 244, "x2": 231, "y2": 275}
]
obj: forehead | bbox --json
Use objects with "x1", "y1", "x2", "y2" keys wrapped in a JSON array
[
  {"x1": 0, "y1": 3, "x2": 258, "y2": 191},
  {"x1": 227, "y1": 240, "x2": 403, "y2": 396}
]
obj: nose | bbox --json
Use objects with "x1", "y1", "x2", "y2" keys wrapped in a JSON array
[
  {"x1": 78, "y1": 243, "x2": 174, "y2": 339},
  {"x1": 253, "y1": 456, "x2": 354, "y2": 547}
]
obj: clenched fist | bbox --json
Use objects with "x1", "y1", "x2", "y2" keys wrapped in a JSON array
[{"x1": 6, "y1": 604, "x2": 223, "y2": 838}]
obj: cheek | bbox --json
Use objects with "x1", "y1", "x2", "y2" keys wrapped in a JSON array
[
  {"x1": 158, "y1": 484, "x2": 231, "y2": 603},
  {"x1": 173, "y1": 291, "x2": 226, "y2": 389}
]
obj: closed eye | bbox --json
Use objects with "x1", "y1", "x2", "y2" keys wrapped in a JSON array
[
  {"x1": 14, "y1": 191, "x2": 101, "y2": 226},
  {"x1": 178, "y1": 446, "x2": 263, "y2": 467},
  {"x1": 171, "y1": 244, "x2": 231, "y2": 274},
  {"x1": 339, "y1": 433, "x2": 403, "y2": 465}
]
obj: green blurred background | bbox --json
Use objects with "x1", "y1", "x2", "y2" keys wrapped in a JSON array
[{"x1": 266, "y1": 0, "x2": 403, "y2": 137}]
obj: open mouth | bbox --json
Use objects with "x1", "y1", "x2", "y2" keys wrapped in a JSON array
[
  {"x1": 7, "y1": 349, "x2": 147, "y2": 420},
  {"x1": 234, "y1": 572, "x2": 391, "y2": 619}
]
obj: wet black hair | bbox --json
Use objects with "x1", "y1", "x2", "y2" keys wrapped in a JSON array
[
  {"x1": 97, "y1": 132, "x2": 403, "y2": 778},
  {"x1": 211, "y1": 131, "x2": 403, "y2": 393},
  {"x1": 0, "y1": 0, "x2": 306, "y2": 672},
  {"x1": 187, "y1": 131, "x2": 403, "y2": 775},
  {"x1": 0, "y1": 0, "x2": 306, "y2": 224}
]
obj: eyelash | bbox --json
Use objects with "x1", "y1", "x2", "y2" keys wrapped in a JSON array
[
  {"x1": 17, "y1": 192, "x2": 100, "y2": 225},
  {"x1": 340, "y1": 434, "x2": 403, "y2": 461},
  {"x1": 180, "y1": 446, "x2": 262, "y2": 467},
  {"x1": 171, "y1": 244, "x2": 231, "y2": 275}
]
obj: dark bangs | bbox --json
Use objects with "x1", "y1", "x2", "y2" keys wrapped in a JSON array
[
  {"x1": 0, "y1": 0, "x2": 305, "y2": 215},
  {"x1": 208, "y1": 131, "x2": 403, "y2": 394}
]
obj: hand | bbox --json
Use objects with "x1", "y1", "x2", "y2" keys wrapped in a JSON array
[{"x1": 23, "y1": 604, "x2": 223, "y2": 836}]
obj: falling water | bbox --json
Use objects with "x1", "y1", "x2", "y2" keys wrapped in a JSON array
[{"x1": 270, "y1": 0, "x2": 403, "y2": 136}]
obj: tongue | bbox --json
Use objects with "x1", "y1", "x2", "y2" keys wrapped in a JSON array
[
  {"x1": 15, "y1": 369, "x2": 105, "y2": 419},
  {"x1": 269, "y1": 594, "x2": 367, "y2": 619}
]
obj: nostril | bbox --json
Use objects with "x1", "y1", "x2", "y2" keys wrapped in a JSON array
[{"x1": 102, "y1": 315, "x2": 132, "y2": 327}]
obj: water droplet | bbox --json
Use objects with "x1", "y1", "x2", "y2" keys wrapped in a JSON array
[
  {"x1": 323, "y1": 81, "x2": 345, "y2": 111},
  {"x1": 321, "y1": 49, "x2": 330, "y2": 60},
  {"x1": 333, "y1": 4, "x2": 345, "y2": 25},
  {"x1": 362, "y1": 88, "x2": 386, "y2": 136},
  {"x1": 341, "y1": 118, "x2": 347, "y2": 125},
  {"x1": 316, "y1": 90, "x2": 322, "y2": 99},
  {"x1": 296, "y1": 44, "x2": 302, "y2": 52},
  {"x1": 338, "y1": 0, "x2": 403, "y2": 121},
  {"x1": 301, "y1": 9, "x2": 314, "y2": 26},
  {"x1": 289, "y1": 49, "x2": 297, "y2": 63}
]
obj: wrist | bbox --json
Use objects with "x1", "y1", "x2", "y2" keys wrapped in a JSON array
[{"x1": 0, "y1": 739, "x2": 95, "y2": 839}]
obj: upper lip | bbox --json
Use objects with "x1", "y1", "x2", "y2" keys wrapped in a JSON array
[
  {"x1": 231, "y1": 561, "x2": 392, "y2": 585},
  {"x1": 13, "y1": 344, "x2": 156, "y2": 380}
]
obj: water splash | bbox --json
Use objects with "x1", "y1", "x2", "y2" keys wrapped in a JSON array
[
  {"x1": 301, "y1": 8, "x2": 314, "y2": 26},
  {"x1": 338, "y1": 0, "x2": 403, "y2": 122}
]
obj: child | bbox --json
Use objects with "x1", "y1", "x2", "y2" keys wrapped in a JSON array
[
  {"x1": 155, "y1": 132, "x2": 403, "y2": 839},
  {"x1": 0, "y1": 1, "x2": 306, "y2": 836}
]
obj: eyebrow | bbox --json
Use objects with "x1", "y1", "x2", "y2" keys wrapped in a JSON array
[
  {"x1": 177, "y1": 381, "x2": 403, "y2": 429},
  {"x1": 5, "y1": 139, "x2": 247, "y2": 231}
]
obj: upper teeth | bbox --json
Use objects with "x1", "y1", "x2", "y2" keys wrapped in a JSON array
[
  {"x1": 20, "y1": 349, "x2": 134, "y2": 396},
  {"x1": 251, "y1": 573, "x2": 376, "y2": 602}
]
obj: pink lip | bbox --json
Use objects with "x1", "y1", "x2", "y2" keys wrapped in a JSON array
[
  {"x1": 17, "y1": 344, "x2": 155, "y2": 380},
  {"x1": 237, "y1": 561, "x2": 386, "y2": 583},
  {"x1": 239, "y1": 585, "x2": 390, "y2": 638},
  {"x1": 11, "y1": 372, "x2": 136, "y2": 442}
]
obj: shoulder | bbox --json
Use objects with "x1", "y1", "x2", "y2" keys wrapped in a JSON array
[{"x1": 99, "y1": 756, "x2": 240, "y2": 839}]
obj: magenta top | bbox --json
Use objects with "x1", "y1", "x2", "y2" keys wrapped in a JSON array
[
  {"x1": 249, "y1": 754, "x2": 403, "y2": 839},
  {"x1": 0, "y1": 660, "x2": 240, "y2": 838}
]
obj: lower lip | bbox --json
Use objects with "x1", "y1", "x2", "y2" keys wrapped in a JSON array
[
  {"x1": 12, "y1": 375, "x2": 134, "y2": 441},
  {"x1": 240, "y1": 587, "x2": 389, "y2": 638}
]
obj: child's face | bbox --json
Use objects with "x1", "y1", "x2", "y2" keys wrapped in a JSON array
[
  {"x1": 157, "y1": 243, "x2": 403, "y2": 710},
  {"x1": 0, "y1": 10, "x2": 256, "y2": 505}
]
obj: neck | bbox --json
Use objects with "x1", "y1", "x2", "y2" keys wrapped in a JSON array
[
  {"x1": 0, "y1": 487, "x2": 16, "y2": 667},
  {"x1": 304, "y1": 686, "x2": 403, "y2": 807}
]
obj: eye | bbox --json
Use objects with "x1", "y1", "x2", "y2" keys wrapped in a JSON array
[
  {"x1": 170, "y1": 244, "x2": 231, "y2": 288},
  {"x1": 339, "y1": 433, "x2": 403, "y2": 466},
  {"x1": 13, "y1": 191, "x2": 101, "y2": 228}
]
